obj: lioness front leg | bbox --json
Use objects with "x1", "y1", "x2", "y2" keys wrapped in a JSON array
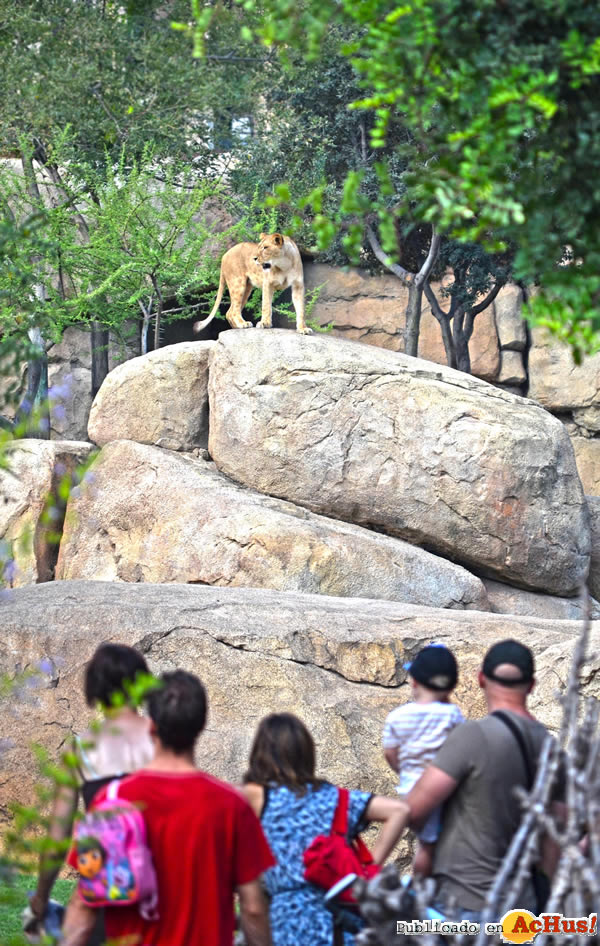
[
  {"x1": 226, "y1": 276, "x2": 253, "y2": 329},
  {"x1": 292, "y1": 281, "x2": 312, "y2": 335},
  {"x1": 257, "y1": 280, "x2": 274, "y2": 329}
]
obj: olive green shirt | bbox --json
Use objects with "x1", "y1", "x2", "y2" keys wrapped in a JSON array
[{"x1": 432, "y1": 712, "x2": 550, "y2": 911}]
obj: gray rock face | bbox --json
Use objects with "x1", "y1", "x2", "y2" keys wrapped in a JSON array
[
  {"x1": 587, "y1": 496, "x2": 600, "y2": 601},
  {"x1": 529, "y1": 325, "x2": 600, "y2": 423},
  {"x1": 494, "y1": 284, "x2": 526, "y2": 352},
  {"x1": 569, "y1": 435, "x2": 600, "y2": 497},
  {"x1": 209, "y1": 331, "x2": 590, "y2": 595},
  {"x1": 0, "y1": 581, "x2": 583, "y2": 815},
  {"x1": 0, "y1": 440, "x2": 94, "y2": 586},
  {"x1": 56, "y1": 439, "x2": 488, "y2": 610},
  {"x1": 482, "y1": 578, "x2": 600, "y2": 621},
  {"x1": 88, "y1": 342, "x2": 213, "y2": 451}
]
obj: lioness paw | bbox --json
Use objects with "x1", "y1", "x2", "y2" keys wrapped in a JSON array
[
  {"x1": 297, "y1": 326, "x2": 313, "y2": 335},
  {"x1": 256, "y1": 322, "x2": 273, "y2": 330}
]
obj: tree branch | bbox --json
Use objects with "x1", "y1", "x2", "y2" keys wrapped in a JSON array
[
  {"x1": 414, "y1": 229, "x2": 440, "y2": 288},
  {"x1": 468, "y1": 278, "x2": 505, "y2": 317},
  {"x1": 366, "y1": 225, "x2": 412, "y2": 286}
]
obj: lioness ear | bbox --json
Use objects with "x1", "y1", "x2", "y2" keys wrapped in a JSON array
[
  {"x1": 274, "y1": 233, "x2": 284, "y2": 245},
  {"x1": 259, "y1": 232, "x2": 267, "y2": 240}
]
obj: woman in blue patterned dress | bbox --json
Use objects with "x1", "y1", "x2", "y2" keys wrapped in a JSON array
[{"x1": 241, "y1": 713, "x2": 409, "y2": 946}]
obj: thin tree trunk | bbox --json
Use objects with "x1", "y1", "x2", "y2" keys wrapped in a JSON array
[
  {"x1": 404, "y1": 282, "x2": 423, "y2": 357},
  {"x1": 91, "y1": 323, "x2": 110, "y2": 398},
  {"x1": 20, "y1": 151, "x2": 50, "y2": 437},
  {"x1": 366, "y1": 225, "x2": 440, "y2": 355},
  {"x1": 41, "y1": 160, "x2": 111, "y2": 394},
  {"x1": 424, "y1": 281, "x2": 457, "y2": 368},
  {"x1": 453, "y1": 308, "x2": 472, "y2": 373},
  {"x1": 151, "y1": 275, "x2": 163, "y2": 352}
]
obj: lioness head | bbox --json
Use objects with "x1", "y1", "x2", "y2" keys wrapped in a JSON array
[{"x1": 255, "y1": 232, "x2": 285, "y2": 270}]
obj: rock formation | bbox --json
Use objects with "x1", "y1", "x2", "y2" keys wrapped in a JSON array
[
  {"x1": 0, "y1": 440, "x2": 94, "y2": 586},
  {"x1": 209, "y1": 331, "x2": 589, "y2": 595},
  {"x1": 88, "y1": 341, "x2": 212, "y2": 451},
  {"x1": 0, "y1": 580, "x2": 592, "y2": 818},
  {"x1": 56, "y1": 439, "x2": 489, "y2": 609}
]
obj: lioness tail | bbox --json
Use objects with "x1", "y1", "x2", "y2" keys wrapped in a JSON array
[{"x1": 193, "y1": 269, "x2": 225, "y2": 334}]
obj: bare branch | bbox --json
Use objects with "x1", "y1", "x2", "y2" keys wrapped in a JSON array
[
  {"x1": 365, "y1": 225, "x2": 412, "y2": 286},
  {"x1": 414, "y1": 229, "x2": 440, "y2": 288}
]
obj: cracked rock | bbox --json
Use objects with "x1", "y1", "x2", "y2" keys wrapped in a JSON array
[
  {"x1": 0, "y1": 580, "x2": 590, "y2": 817},
  {"x1": 56, "y1": 440, "x2": 488, "y2": 611},
  {"x1": 209, "y1": 330, "x2": 589, "y2": 595}
]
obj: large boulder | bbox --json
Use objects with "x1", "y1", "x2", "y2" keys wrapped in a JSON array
[
  {"x1": 88, "y1": 341, "x2": 213, "y2": 451},
  {"x1": 0, "y1": 580, "x2": 587, "y2": 815},
  {"x1": 529, "y1": 629, "x2": 600, "y2": 733},
  {"x1": 56, "y1": 440, "x2": 488, "y2": 610},
  {"x1": 209, "y1": 331, "x2": 589, "y2": 595},
  {"x1": 0, "y1": 440, "x2": 94, "y2": 586}
]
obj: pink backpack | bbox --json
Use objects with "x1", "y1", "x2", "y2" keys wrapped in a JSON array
[{"x1": 74, "y1": 779, "x2": 159, "y2": 920}]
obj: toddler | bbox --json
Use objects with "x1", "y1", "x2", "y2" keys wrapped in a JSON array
[{"x1": 382, "y1": 643, "x2": 464, "y2": 875}]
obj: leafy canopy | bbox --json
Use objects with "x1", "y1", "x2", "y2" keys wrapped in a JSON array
[{"x1": 209, "y1": 0, "x2": 600, "y2": 361}]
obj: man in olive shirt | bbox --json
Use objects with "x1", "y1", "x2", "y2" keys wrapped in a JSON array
[{"x1": 402, "y1": 639, "x2": 550, "y2": 919}]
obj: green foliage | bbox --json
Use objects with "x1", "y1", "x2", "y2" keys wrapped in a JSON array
[
  {"x1": 229, "y1": 31, "x2": 411, "y2": 267},
  {"x1": 0, "y1": 873, "x2": 73, "y2": 944},
  {"x1": 0, "y1": 0, "x2": 263, "y2": 169},
  {"x1": 226, "y1": 0, "x2": 600, "y2": 360},
  {"x1": 0, "y1": 147, "x2": 243, "y2": 359}
]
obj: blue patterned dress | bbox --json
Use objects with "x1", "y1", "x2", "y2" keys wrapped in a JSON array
[{"x1": 260, "y1": 782, "x2": 372, "y2": 946}]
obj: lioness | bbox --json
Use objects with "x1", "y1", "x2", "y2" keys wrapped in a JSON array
[{"x1": 193, "y1": 233, "x2": 312, "y2": 335}]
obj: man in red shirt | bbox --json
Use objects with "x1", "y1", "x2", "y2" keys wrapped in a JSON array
[{"x1": 63, "y1": 670, "x2": 275, "y2": 946}]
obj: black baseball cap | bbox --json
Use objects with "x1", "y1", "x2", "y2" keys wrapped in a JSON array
[
  {"x1": 405, "y1": 644, "x2": 458, "y2": 692},
  {"x1": 482, "y1": 639, "x2": 534, "y2": 686}
]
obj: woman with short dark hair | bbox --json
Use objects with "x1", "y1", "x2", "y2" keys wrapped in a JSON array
[
  {"x1": 27, "y1": 642, "x2": 155, "y2": 941},
  {"x1": 241, "y1": 713, "x2": 409, "y2": 946}
]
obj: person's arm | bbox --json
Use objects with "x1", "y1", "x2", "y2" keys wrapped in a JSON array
[
  {"x1": 365, "y1": 766, "x2": 458, "y2": 864},
  {"x1": 29, "y1": 783, "x2": 78, "y2": 923},
  {"x1": 239, "y1": 782, "x2": 264, "y2": 819},
  {"x1": 384, "y1": 748, "x2": 399, "y2": 772},
  {"x1": 238, "y1": 878, "x2": 272, "y2": 946},
  {"x1": 365, "y1": 795, "x2": 411, "y2": 864},
  {"x1": 404, "y1": 765, "x2": 458, "y2": 826},
  {"x1": 61, "y1": 889, "x2": 96, "y2": 946}
]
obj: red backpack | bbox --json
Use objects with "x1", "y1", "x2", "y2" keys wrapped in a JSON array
[{"x1": 303, "y1": 787, "x2": 380, "y2": 903}]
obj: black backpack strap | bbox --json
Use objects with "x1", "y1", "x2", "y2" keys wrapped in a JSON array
[{"x1": 492, "y1": 710, "x2": 535, "y2": 790}]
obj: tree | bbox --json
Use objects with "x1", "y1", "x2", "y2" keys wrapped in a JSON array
[
  {"x1": 228, "y1": 30, "x2": 510, "y2": 361},
  {"x1": 213, "y1": 0, "x2": 600, "y2": 362},
  {"x1": 0, "y1": 0, "x2": 268, "y2": 415},
  {"x1": 0, "y1": 151, "x2": 238, "y2": 423},
  {"x1": 0, "y1": 0, "x2": 263, "y2": 170},
  {"x1": 424, "y1": 242, "x2": 513, "y2": 373}
]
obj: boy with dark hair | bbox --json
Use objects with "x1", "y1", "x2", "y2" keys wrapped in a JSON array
[
  {"x1": 63, "y1": 670, "x2": 275, "y2": 946},
  {"x1": 383, "y1": 643, "x2": 463, "y2": 875}
]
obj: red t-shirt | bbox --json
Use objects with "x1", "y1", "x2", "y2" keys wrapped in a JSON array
[{"x1": 68, "y1": 770, "x2": 275, "y2": 946}]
